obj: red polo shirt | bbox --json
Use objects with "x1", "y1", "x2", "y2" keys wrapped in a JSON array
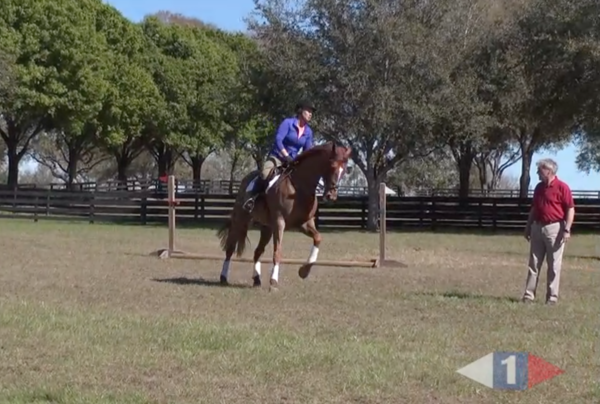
[{"x1": 532, "y1": 176, "x2": 574, "y2": 224}]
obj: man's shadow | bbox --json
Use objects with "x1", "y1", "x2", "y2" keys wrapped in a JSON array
[{"x1": 414, "y1": 290, "x2": 521, "y2": 303}]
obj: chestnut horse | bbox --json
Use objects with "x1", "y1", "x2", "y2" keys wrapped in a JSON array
[{"x1": 216, "y1": 141, "x2": 352, "y2": 289}]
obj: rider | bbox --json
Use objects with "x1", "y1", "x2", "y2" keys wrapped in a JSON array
[{"x1": 243, "y1": 99, "x2": 316, "y2": 211}]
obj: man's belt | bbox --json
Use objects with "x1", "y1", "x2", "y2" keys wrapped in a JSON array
[{"x1": 536, "y1": 220, "x2": 562, "y2": 226}]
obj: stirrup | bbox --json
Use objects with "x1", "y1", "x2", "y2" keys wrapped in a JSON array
[{"x1": 242, "y1": 197, "x2": 256, "y2": 212}]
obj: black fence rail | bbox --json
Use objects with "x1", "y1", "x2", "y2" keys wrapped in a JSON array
[
  {"x1": 0, "y1": 188, "x2": 599, "y2": 231},
  {"x1": 4, "y1": 179, "x2": 600, "y2": 198}
]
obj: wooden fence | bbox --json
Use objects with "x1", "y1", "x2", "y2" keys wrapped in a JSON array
[
  {"x1": 6, "y1": 178, "x2": 600, "y2": 198},
  {"x1": 0, "y1": 187, "x2": 598, "y2": 231}
]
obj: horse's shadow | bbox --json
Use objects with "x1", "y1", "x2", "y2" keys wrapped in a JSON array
[
  {"x1": 414, "y1": 290, "x2": 521, "y2": 303},
  {"x1": 151, "y1": 276, "x2": 252, "y2": 289}
]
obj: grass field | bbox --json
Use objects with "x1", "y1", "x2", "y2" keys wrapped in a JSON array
[{"x1": 0, "y1": 219, "x2": 598, "y2": 404}]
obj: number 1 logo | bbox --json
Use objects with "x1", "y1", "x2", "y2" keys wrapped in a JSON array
[
  {"x1": 494, "y1": 351, "x2": 528, "y2": 390},
  {"x1": 501, "y1": 355, "x2": 516, "y2": 384}
]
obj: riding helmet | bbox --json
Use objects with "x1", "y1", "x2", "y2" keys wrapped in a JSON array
[{"x1": 296, "y1": 99, "x2": 316, "y2": 113}]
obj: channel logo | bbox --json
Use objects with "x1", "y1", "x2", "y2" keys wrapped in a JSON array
[{"x1": 456, "y1": 351, "x2": 564, "y2": 390}]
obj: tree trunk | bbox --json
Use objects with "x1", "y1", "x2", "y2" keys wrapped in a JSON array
[
  {"x1": 449, "y1": 139, "x2": 475, "y2": 200},
  {"x1": 457, "y1": 153, "x2": 473, "y2": 200},
  {"x1": 67, "y1": 144, "x2": 79, "y2": 191},
  {"x1": 2, "y1": 118, "x2": 44, "y2": 188},
  {"x1": 476, "y1": 160, "x2": 487, "y2": 192},
  {"x1": 229, "y1": 152, "x2": 240, "y2": 194},
  {"x1": 6, "y1": 146, "x2": 20, "y2": 188},
  {"x1": 155, "y1": 146, "x2": 175, "y2": 178},
  {"x1": 490, "y1": 163, "x2": 503, "y2": 191},
  {"x1": 191, "y1": 155, "x2": 205, "y2": 189},
  {"x1": 115, "y1": 154, "x2": 131, "y2": 190},
  {"x1": 519, "y1": 150, "x2": 534, "y2": 198}
]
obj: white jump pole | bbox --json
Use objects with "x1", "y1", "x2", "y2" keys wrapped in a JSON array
[
  {"x1": 376, "y1": 182, "x2": 405, "y2": 268},
  {"x1": 379, "y1": 182, "x2": 386, "y2": 266},
  {"x1": 157, "y1": 175, "x2": 183, "y2": 259},
  {"x1": 156, "y1": 176, "x2": 404, "y2": 267}
]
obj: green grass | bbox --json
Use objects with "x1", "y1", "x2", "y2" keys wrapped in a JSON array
[{"x1": 0, "y1": 218, "x2": 598, "y2": 403}]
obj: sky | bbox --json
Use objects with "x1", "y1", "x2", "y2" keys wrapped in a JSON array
[{"x1": 18, "y1": 0, "x2": 600, "y2": 191}]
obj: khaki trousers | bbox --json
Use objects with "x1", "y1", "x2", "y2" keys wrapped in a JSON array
[
  {"x1": 260, "y1": 156, "x2": 283, "y2": 180},
  {"x1": 523, "y1": 221, "x2": 566, "y2": 302}
]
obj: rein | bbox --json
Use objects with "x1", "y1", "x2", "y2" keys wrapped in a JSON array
[{"x1": 275, "y1": 154, "x2": 325, "y2": 195}]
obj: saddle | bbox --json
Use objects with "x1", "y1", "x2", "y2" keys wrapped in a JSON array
[{"x1": 254, "y1": 159, "x2": 294, "y2": 191}]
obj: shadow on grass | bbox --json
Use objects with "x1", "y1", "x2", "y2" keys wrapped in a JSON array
[
  {"x1": 570, "y1": 255, "x2": 600, "y2": 261},
  {"x1": 415, "y1": 290, "x2": 521, "y2": 303},
  {"x1": 85, "y1": 220, "x2": 600, "y2": 237},
  {"x1": 151, "y1": 276, "x2": 252, "y2": 289}
]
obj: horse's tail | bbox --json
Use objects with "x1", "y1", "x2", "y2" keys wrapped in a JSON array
[
  {"x1": 216, "y1": 207, "x2": 252, "y2": 258},
  {"x1": 216, "y1": 172, "x2": 256, "y2": 258}
]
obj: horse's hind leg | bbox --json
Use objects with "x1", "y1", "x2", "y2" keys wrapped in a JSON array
[
  {"x1": 298, "y1": 217, "x2": 321, "y2": 279},
  {"x1": 220, "y1": 243, "x2": 236, "y2": 285},
  {"x1": 252, "y1": 225, "x2": 272, "y2": 287}
]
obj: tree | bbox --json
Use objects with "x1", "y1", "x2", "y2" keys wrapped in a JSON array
[
  {"x1": 476, "y1": 0, "x2": 593, "y2": 196},
  {"x1": 425, "y1": 0, "x2": 515, "y2": 199},
  {"x1": 570, "y1": 1, "x2": 600, "y2": 174},
  {"x1": 28, "y1": 130, "x2": 110, "y2": 184},
  {"x1": 575, "y1": 130, "x2": 600, "y2": 174},
  {"x1": 217, "y1": 31, "x2": 277, "y2": 185},
  {"x1": 0, "y1": 0, "x2": 104, "y2": 187},
  {"x1": 95, "y1": 6, "x2": 164, "y2": 186},
  {"x1": 472, "y1": 129, "x2": 521, "y2": 191},
  {"x1": 388, "y1": 150, "x2": 458, "y2": 195},
  {"x1": 249, "y1": 0, "x2": 445, "y2": 230},
  {"x1": 141, "y1": 14, "x2": 238, "y2": 184},
  {"x1": 29, "y1": 0, "x2": 114, "y2": 189}
]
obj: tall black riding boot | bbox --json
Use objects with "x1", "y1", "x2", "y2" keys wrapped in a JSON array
[{"x1": 242, "y1": 178, "x2": 267, "y2": 212}]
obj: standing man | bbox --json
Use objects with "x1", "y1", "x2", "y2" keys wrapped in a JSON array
[{"x1": 522, "y1": 158, "x2": 575, "y2": 305}]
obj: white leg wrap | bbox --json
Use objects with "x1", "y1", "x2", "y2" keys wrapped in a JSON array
[
  {"x1": 271, "y1": 264, "x2": 280, "y2": 282},
  {"x1": 253, "y1": 261, "x2": 261, "y2": 277},
  {"x1": 221, "y1": 260, "x2": 230, "y2": 278},
  {"x1": 308, "y1": 246, "x2": 319, "y2": 264}
]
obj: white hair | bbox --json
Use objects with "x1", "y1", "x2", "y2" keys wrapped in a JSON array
[{"x1": 536, "y1": 158, "x2": 558, "y2": 174}]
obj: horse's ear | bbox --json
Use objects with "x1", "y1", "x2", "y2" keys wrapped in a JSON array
[{"x1": 331, "y1": 142, "x2": 336, "y2": 153}]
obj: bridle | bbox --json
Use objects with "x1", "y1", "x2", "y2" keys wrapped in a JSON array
[
  {"x1": 275, "y1": 149, "x2": 346, "y2": 196},
  {"x1": 323, "y1": 159, "x2": 345, "y2": 196}
]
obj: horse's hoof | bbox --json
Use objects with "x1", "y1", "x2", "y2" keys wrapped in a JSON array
[
  {"x1": 252, "y1": 276, "x2": 261, "y2": 287},
  {"x1": 219, "y1": 275, "x2": 228, "y2": 285},
  {"x1": 269, "y1": 279, "x2": 279, "y2": 291},
  {"x1": 298, "y1": 263, "x2": 313, "y2": 279}
]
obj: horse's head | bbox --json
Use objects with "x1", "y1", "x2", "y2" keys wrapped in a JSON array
[
  {"x1": 291, "y1": 141, "x2": 352, "y2": 201},
  {"x1": 322, "y1": 142, "x2": 352, "y2": 202}
]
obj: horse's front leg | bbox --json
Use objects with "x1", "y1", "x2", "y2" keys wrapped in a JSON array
[
  {"x1": 298, "y1": 217, "x2": 321, "y2": 279},
  {"x1": 270, "y1": 214, "x2": 286, "y2": 291}
]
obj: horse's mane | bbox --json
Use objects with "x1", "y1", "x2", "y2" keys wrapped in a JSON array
[{"x1": 294, "y1": 141, "x2": 334, "y2": 165}]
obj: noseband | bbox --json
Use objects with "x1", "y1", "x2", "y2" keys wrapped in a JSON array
[{"x1": 324, "y1": 161, "x2": 345, "y2": 195}]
